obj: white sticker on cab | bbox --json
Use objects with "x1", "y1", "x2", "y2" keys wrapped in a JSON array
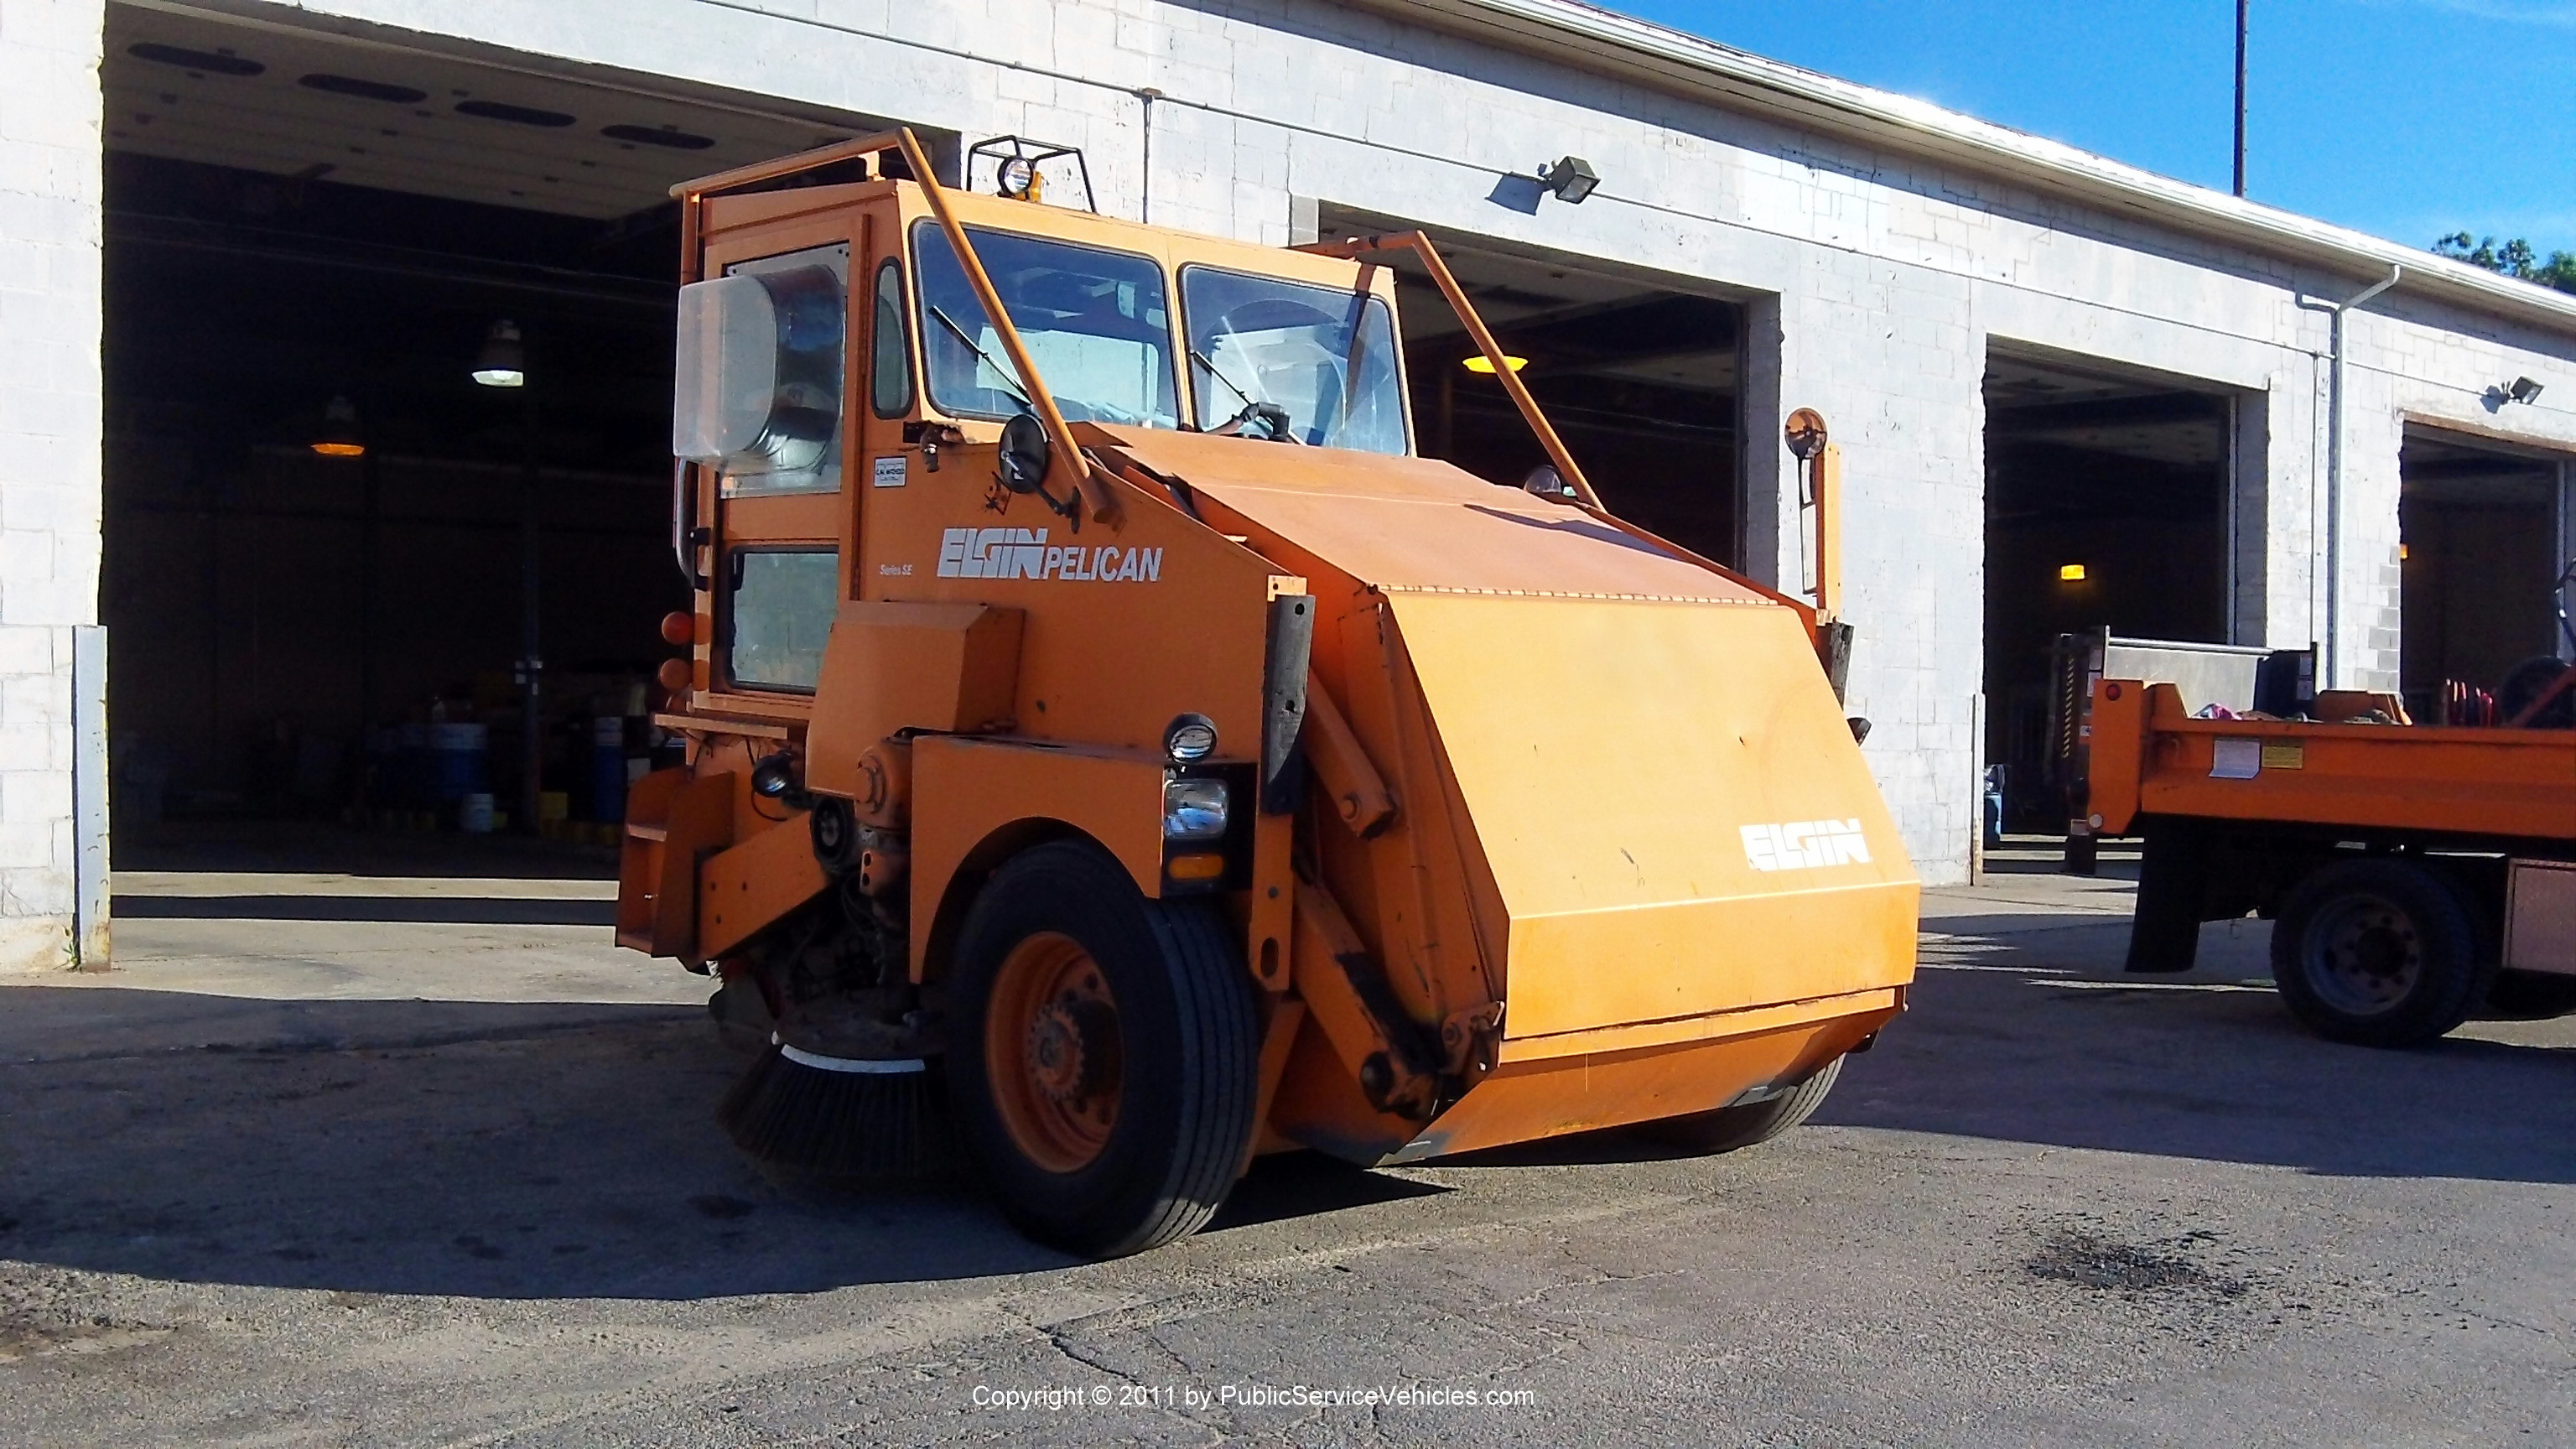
[{"x1": 872, "y1": 455, "x2": 906, "y2": 489}]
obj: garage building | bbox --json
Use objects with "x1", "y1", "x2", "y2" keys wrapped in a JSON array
[{"x1": 5, "y1": 0, "x2": 2576, "y2": 968}]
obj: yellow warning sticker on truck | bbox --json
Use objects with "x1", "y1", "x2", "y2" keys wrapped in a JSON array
[{"x1": 2260, "y1": 740, "x2": 2306, "y2": 770}]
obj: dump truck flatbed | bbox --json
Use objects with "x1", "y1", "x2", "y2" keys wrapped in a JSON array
[
  {"x1": 2088, "y1": 681, "x2": 2576, "y2": 844},
  {"x1": 2086, "y1": 676, "x2": 2576, "y2": 1046}
]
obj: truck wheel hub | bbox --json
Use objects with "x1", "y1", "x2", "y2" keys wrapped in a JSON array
[
  {"x1": 1029, "y1": 996, "x2": 1118, "y2": 1103},
  {"x1": 987, "y1": 932, "x2": 1124, "y2": 1172},
  {"x1": 2311, "y1": 896, "x2": 2420, "y2": 1010}
]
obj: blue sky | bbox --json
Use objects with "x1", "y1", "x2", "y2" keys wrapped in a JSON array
[{"x1": 1618, "y1": 1, "x2": 2576, "y2": 257}]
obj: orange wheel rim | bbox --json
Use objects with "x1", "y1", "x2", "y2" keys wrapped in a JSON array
[{"x1": 986, "y1": 931, "x2": 1122, "y2": 1173}]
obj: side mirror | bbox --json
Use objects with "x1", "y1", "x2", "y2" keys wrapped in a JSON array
[{"x1": 997, "y1": 411, "x2": 1051, "y2": 494}]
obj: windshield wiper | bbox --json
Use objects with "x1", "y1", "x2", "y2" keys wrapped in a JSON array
[
  {"x1": 928, "y1": 304, "x2": 1031, "y2": 408},
  {"x1": 1190, "y1": 349, "x2": 1258, "y2": 411},
  {"x1": 1191, "y1": 349, "x2": 1300, "y2": 443}
]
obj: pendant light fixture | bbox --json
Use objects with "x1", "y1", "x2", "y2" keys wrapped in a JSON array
[
  {"x1": 473, "y1": 319, "x2": 527, "y2": 387},
  {"x1": 310, "y1": 394, "x2": 366, "y2": 457}
]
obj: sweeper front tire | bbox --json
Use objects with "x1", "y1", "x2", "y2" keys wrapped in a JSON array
[
  {"x1": 1644, "y1": 1057, "x2": 1843, "y2": 1156},
  {"x1": 948, "y1": 839, "x2": 1259, "y2": 1258}
]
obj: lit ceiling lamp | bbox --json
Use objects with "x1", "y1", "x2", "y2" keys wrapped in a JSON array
[
  {"x1": 310, "y1": 395, "x2": 365, "y2": 457},
  {"x1": 2058, "y1": 563, "x2": 2088, "y2": 581},
  {"x1": 1539, "y1": 155, "x2": 1598, "y2": 205},
  {"x1": 1462, "y1": 354, "x2": 1529, "y2": 374},
  {"x1": 473, "y1": 319, "x2": 527, "y2": 387}
]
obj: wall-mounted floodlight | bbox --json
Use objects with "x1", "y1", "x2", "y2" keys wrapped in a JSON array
[
  {"x1": 1539, "y1": 155, "x2": 1598, "y2": 205},
  {"x1": 1462, "y1": 354, "x2": 1528, "y2": 374},
  {"x1": 2506, "y1": 376, "x2": 2544, "y2": 406},
  {"x1": 473, "y1": 319, "x2": 527, "y2": 387},
  {"x1": 310, "y1": 395, "x2": 365, "y2": 457},
  {"x1": 2058, "y1": 563, "x2": 2088, "y2": 582}
]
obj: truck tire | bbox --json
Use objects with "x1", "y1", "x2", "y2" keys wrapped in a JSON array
[
  {"x1": 2270, "y1": 859, "x2": 2486, "y2": 1046},
  {"x1": 948, "y1": 839, "x2": 1259, "y2": 1258},
  {"x1": 1643, "y1": 1056, "x2": 1843, "y2": 1155}
]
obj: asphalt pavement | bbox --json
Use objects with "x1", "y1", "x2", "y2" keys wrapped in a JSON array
[{"x1": 1, "y1": 828, "x2": 2570, "y2": 1446}]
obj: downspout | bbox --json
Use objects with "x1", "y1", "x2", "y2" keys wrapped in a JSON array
[{"x1": 2310, "y1": 265, "x2": 2400, "y2": 688}]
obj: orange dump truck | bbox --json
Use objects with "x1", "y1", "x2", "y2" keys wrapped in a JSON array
[
  {"x1": 2090, "y1": 659, "x2": 2576, "y2": 1047},
  {"x1": 619, "y1": 131, "x2": 1917, "y2": 1256}
]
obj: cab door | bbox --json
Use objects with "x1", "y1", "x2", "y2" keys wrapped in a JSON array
[
  {"x1": 850, "y1": 206, "x2": 927, "y2": 600},
  {"x1": 675, "y1": 190, "x2": 891, "y2": 720}
]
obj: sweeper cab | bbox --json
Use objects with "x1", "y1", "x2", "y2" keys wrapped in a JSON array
[{"x1": 619, "y1": 130, "x2": 1919, "y2": 1257}]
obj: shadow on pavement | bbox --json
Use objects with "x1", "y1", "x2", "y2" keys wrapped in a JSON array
[
  {"x1": 1814, "y1": 942, "x2": 2576, "y2": 1187},
  {"x1": 1207, "y1": 1152, "x2": 1449, "y2": 1230},
  {"x1": 12, "y1": 912, "x2": 2575, "y2": 1308},
  {"x1": 0, "y1": 987, "x2": 1064, "y2": 1298}
]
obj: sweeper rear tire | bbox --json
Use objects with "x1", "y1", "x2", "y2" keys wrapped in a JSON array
[
  {"x1": 1644, "y1": 1057, "x2": 1843, "y2": 1155},
  {"x1": 948, "y1": 839, "x2": 1259, "y2": 1258}
]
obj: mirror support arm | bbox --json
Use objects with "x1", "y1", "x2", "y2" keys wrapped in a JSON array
[{"x1": 1300, "y1": 231, "x2": 1602, "y2": 512}]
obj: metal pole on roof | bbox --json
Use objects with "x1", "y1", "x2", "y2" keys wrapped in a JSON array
[
  {"x1": 1136, "y1": 87, "x2": 1161, "y2": 226},
  {"x1": 2233, "y1": 0, "x2": 2248, "y2": 197}
]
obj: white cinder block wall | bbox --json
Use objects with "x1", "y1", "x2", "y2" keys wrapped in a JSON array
[
  {"x1": 12, "y1": 0, "x2": 2576, "y2": 932},
  {"x1": 0, "y1": 0, "x2": 103, "y2": 971}
]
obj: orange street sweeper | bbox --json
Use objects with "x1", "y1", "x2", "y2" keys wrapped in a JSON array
[{"x1": 618, "y1": 130, "x2": 1918, "y2": 1257}]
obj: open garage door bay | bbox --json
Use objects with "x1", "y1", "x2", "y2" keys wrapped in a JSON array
[{"x1": 100, "y1": 4, "x2": 891, "y2": 837}]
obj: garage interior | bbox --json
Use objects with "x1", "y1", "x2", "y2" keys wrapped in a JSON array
[
  {"x1": 1982, "y1": 350, "x2": 2236, "y2": 827},
  {"x1": 1314, "y1": 206, "x2": 1747, "y2": 569},
  {"x1": 101, "y1": 5, "x2": 878, "y2": 839},
  {"x1": 2398, "y1": 428, "x2": 2570, "y2": 719},
  {"x1": 104, "y1": 14, "x2": 1756, "y2": 845}
]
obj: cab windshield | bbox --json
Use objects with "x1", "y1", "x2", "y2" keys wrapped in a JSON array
[
  {"x1": 912, "y1": 222, "x2": 1180, "y2": 429},
  {"x1": 1180, "y1": 266, "x2": 1409, "y2": 454}
]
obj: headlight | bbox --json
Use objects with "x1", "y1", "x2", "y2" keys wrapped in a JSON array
[
  {"x1": 1164, "y1": 713, "x2": 1218, "y2": 763},
  {"x1": 1163, "y1": 776, "x2": 1228, "y2": 841}
]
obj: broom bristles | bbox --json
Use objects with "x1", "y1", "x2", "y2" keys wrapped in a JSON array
[{"x1": 716, "y1": 1042, "x2": 952, "y2": 1182}]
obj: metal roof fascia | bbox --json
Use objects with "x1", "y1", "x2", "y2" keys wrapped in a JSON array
[{"x1": 1375, "y1": 0, "x2": 2576, "y2": 335}]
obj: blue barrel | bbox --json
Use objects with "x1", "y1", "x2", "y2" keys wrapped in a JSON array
[{"x1": 427, "y1": 723, "x2": 490, "y2": 802}]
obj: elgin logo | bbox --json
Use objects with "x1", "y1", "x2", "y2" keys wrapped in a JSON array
[
  {"x1": 1741, "y1": 818, "x2": 1872, "y2": 872},
  {"x1": 936, "y1": 527, "x2": 1164, "y2": 583}
]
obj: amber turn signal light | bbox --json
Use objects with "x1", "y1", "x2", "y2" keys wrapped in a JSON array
[
  {"x1": 1166, "y1": 853, "x2": 1227, "y2": 882},
  {"x1": 656, "y1": 658, "x2": 692, "y2": 693}
]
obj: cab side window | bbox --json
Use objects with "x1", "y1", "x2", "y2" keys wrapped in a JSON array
[
  {"x1": 870, "y1": 259, "x2": 913, "y2": 418},
  {"x1": 725, "y1": 548, "x2": 837, "y2": 692}
]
